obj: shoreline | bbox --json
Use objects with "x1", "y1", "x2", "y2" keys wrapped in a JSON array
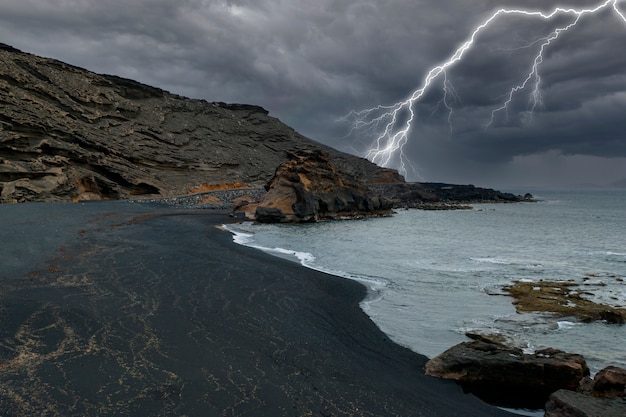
[{"x1": 0, "y1": 203, "x2": 514, "y2": 416}]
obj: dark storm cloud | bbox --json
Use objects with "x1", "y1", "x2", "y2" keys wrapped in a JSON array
[{"x1": 0, "y1": 0, "x2": 624, "y2": 188}]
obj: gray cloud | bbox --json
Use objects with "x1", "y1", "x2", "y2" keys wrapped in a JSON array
[{"x1": 1, "y1": 0, "x2": 625, "y2": 189}]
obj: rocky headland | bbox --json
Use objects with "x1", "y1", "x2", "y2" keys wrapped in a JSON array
[{"x1": 0, "y1": 43, "x2": 531, "y2": 221}]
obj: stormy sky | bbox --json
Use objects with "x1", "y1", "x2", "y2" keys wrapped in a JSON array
[{"x1": 1, "y1": 0, "x2": 625, "y2": 189}]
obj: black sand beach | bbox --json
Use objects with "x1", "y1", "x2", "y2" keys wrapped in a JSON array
[{"x1": 0, "y1": 203, "x2": 513, "y2": 416}]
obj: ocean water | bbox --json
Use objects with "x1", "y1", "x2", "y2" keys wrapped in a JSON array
[{"x1": 226, "y1": 190, "x2": 626, "y2": 375}]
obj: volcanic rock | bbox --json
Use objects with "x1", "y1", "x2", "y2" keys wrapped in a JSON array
[
  {"x1": 0, "y1": 43, "x2": 402, "y2": 203},
  {"x1": 251, "y1": 149, "x2": 393, "y2": 222},
  {"x1": 424, "y1": 335, "x2": 589, "y2": 409}
]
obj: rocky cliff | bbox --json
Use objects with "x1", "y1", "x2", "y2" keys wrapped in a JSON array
[
  {"x1": 250, "y1": 150, "x2": 393, "y2": 222},
  {"x1": 0, "y1": 43, "x2": 402, "y2": 203}
]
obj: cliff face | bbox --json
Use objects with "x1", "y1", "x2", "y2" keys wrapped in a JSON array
[{"x1": 0, "y1": 43, "x2": 403, "y2": 203}]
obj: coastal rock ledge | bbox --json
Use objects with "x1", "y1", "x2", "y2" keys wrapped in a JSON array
[{"x1": 248, "y1": 149, "x2": 393, "y2": 222}]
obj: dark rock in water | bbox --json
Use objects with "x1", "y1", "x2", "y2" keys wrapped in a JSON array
[
  {"x1": 424, "y1": 336, "x2": 589, "y2": 409},
  {"x1": 0, "y1": 44, "x2": 399, "y2": 203},
  {"x1": 503, "y1": 280, "x2": 626, "y2": 324},
  {"x1": 252, "y1": 150, "x2": 393, "y2": 222},
  {"x1": 545, "y1": 389, "x2": 626, "y2": 417}
]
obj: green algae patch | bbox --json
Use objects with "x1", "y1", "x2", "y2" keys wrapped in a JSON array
[{"x1": 504, "y1": 280, "x2": 626, "y2": 324}]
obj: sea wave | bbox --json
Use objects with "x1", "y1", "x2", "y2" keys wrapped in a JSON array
[
  {"x1": 469, "y1": 257, "x2": 545, "y2": 271},
  {"x1": 557, "y1": 321, "x2": 579, "y2": 330},
  {"x1": 224, "y1": 224, "x2": 391, "y2": 295},
  {"x1": 470, "y1": 257, "x2": 513, "y2": 265},
  {"x1": 605, "y1": 251, "x2": 626, "y2": 263},
  {"x1": 226, "y1": 226, "x2": 316, "y2": 265}
]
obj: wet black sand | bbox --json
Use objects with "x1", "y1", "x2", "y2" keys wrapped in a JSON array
[{"x1": 0, "y1": 204, "x2": 514, "y2": 416}]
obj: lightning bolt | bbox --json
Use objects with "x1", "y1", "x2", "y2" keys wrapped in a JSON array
[{"x1": 345, "y1": 0, "x2": 626, "y2": 179}]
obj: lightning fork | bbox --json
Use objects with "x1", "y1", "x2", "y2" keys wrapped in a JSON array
[{"x1": 347, "y1": 0, "x2": 626, "y2": 178}]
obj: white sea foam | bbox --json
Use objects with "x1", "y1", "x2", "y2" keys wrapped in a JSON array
[
  {"x1": 225, "y1": 225, "x2": 317, "y2": 265},
  {"x1": 557, "y1": 321, "x2": 578, "y2": 330},
  {"x1": 605, "y1": 251, "x2": 626, "y2": 262},
  {"x1": 230, "y1": 229, "x2": 254, "y2": 245},
  {"x1": 470, "y1": 257, "x2": 512, "y2": 265},
  {"x1": 223, "y1": 224, "x2": 390, "y2": 295}
]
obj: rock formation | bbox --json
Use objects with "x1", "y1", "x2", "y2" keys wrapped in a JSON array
[
  {"x1": 424, "y1": 333, "x2": 590, "y2": 409},
  {"x1": 0, "y1": 43, "x2": 401, "y2": 203},
  {"x1": 248, "y1": 149, "x2": 393, "y2": 222}
]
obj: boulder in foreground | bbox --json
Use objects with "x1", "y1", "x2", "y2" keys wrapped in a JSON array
[{"x1": 424, "y1": 334, "x2": 589, "y2": 409}]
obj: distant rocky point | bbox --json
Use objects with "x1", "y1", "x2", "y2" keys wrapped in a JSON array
[{"x1": 0, "y1": 43, "x2": 530, "y2": 216}]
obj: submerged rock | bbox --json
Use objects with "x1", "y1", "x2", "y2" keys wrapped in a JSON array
[
  {"x1": 424, "y1": 335, "x2": 589, "y2": 409},
  {"x1": 252, "y1": 150, "x2": 393, "y2": 222},
  {"x1": 503, "y1": 280, "x2": 626, "y2": 324}
]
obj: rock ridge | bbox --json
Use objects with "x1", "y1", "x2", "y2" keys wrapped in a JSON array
[{"x1": 0, "y1": 43, "x2": 399, "y2": 203}]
